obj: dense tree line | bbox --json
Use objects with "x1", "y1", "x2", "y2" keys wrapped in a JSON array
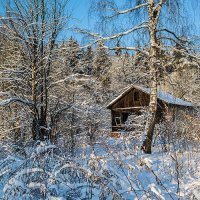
[{"x1": 0, "y1": 1, "x2": 200, "y2": 199}]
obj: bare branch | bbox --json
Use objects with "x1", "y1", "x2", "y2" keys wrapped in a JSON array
[
  {"x1": 108, "y1": 3, "x2": 148, "y2": 19},
  {"x1": 108, "y1": 46, "x2": 149, "y2": 55},
  {"x1": 77, "y1": 22, "x2": 147, "y2": 41},
  {"x1": 0, "y1": 97, "x2": 33, "y2": 107},
  {"x1": 158, "y1": 28, "x2": 187, "y2": 42}
]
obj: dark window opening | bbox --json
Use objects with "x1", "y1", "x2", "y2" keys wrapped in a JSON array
[
  {"x1": 122, "y1": 113, "x2": 129, "y2": 124},
  {"x1": 134, "y1": 92, "x2": 139, "y2": 101},
  {"x1": 115, "y1": 117, "x2": 121, "y2": 125}
]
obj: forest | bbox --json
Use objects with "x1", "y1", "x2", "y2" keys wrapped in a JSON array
[{"x1": 0, "y1": 0, "x2": 200, "y2": 199}]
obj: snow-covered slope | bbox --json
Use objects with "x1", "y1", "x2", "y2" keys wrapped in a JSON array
[{"x1": 0, "y1": 138, "x2": 199, "y2": 200}]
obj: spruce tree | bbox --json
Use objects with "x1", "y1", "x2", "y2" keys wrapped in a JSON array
[
  {"x1": 82, "y1": 46, "x2": 94, "y2": 75},
  {"x1": 62, "y1": 37, "x2": 81, "y2": 74},
  {"x1": 93, "y1": 41, "x2": 111, "y2": 85}
]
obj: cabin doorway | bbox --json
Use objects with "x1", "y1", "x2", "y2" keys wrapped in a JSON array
[{"x1": 121, "y1": 113, "x2": 129, "y2": 124}]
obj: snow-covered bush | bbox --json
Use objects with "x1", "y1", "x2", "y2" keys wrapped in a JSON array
[{"x1": 0, "y1": 134, "x2": 200, "y2": 200}]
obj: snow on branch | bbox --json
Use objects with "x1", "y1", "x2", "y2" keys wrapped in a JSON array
[
  {"x1": 77, "y1": 22, "x2": 147, "y2": 50},
  {"x1": 77, "y1": 22, "x2": 147, "y2": 41},
  {"x1": 107, "y1": 3, "x2": 148, "y2": 18},
  {"x1": 80, "y1": 42, "x2": 149, "y2": 54},
  {"x1": 0, "y1": 97, "x2": 33, "y2": 107},
  {"x1": 109, "y1": 46, "x2": 149, "y2": 55}
]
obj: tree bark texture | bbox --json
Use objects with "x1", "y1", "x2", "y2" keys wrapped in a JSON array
[{"x1": 141, "y1": 0, "x2": 163, "y2": 153}]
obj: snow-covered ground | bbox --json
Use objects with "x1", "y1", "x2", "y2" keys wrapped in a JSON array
[{"x1": 0, "y1": 137, "x2": 199, "y2": 200}]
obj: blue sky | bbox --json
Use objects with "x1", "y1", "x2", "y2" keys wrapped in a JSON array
[
  {"x1": 69, "y1": 0, "x2": 91, "y2": 28},
  {"x1": 65, "y1": 0, "x2": 200, "y2": 47},
  {"x1": 1, "y1": 0, "x2": 200, "y2": 47},
  {"x1": 0, "y1": 0, "x2": 93, "y2": 42},
  {"x1": 61, "y1": 0, "x2": 94, "y2": 42}
]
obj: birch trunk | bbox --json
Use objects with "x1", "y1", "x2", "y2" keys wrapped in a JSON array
[{"x1": 141, "y1": 0, "x2": 163, "y2": 154}]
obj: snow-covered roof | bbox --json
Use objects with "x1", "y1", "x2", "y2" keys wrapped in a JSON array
[{"x1": 107, "y1": 85, "x2": 192, "y2": 108}]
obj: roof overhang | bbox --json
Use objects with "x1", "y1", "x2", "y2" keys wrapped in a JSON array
[{"x1": 107, "y1": 84, "x2": 193, "y2": 109}]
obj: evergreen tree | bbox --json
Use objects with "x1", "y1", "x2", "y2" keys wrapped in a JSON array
[
  {"x1": 62, "y1": 37, "x2": 82, "y2": 74},
  {"x1": 93, "y1": 41, "x2": 111, "y2": 85},
  {"x1": 82, "y1": 46, "x2": 94, "y2": 75}
]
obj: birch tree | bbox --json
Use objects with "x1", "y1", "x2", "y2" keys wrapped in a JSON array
[{"x1": 86, "y1": 0, "x2": 197, "y2": 153}]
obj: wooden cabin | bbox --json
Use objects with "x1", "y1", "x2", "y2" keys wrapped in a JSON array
[{"x1": 107, "y1": 85, "x2": 193, "y2": 132}]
